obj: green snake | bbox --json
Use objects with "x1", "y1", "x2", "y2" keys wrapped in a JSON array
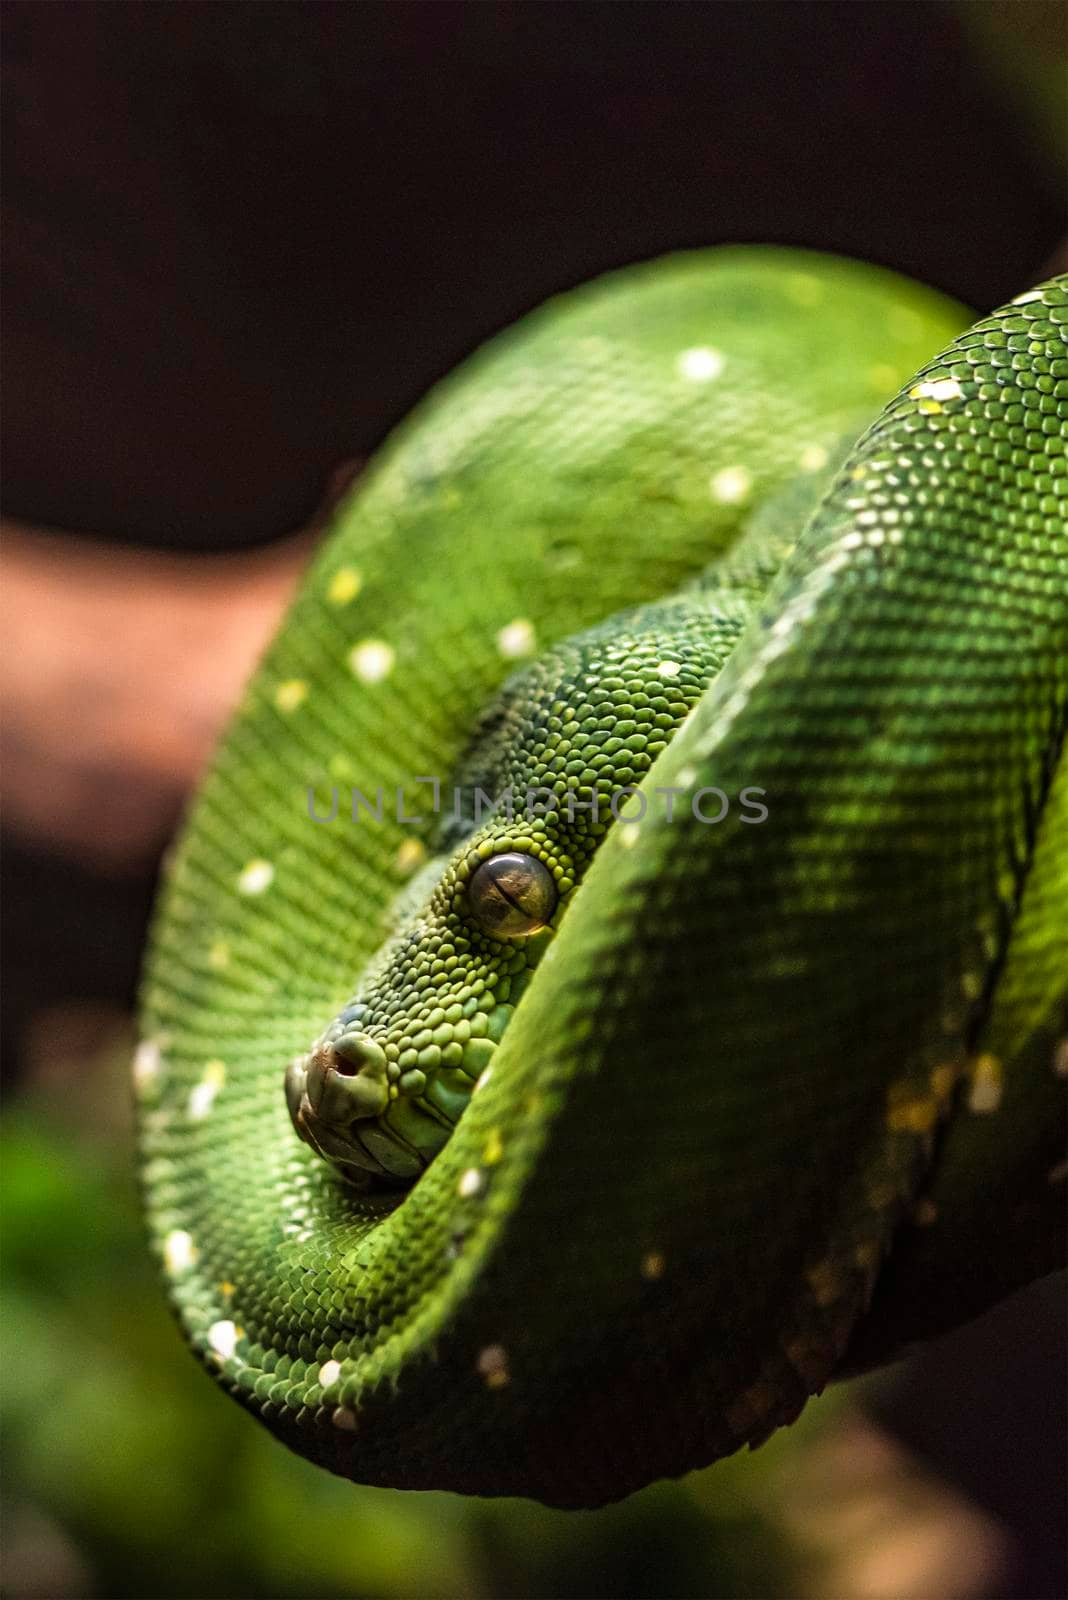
[{"x1": 139, "y1": 249, "x2": 1067, "y2": 1508}]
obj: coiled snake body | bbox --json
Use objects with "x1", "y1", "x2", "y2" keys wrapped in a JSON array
[{"x1": 139, "y1": 249, "x2": 1067, "y2": 1507}]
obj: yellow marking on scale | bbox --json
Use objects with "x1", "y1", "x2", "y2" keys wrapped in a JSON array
[
  {"x1": 328, "y1": 567, "x2": 362, "y2": 606},
  {"x1": 395, "y1": 838, "x2": 427, "y2": 875},
  {"x1": 274, "y1": 679, "x2": 308, "y2": 713}
]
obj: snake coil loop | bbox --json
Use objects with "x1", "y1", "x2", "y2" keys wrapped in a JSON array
[{"x1": 140, "y1": 251, "x2": 1067, "y2": 1507}]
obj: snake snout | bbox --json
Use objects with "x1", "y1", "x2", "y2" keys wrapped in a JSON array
[
  {"x1": 332, "y1": 1031, "x2": 387, "y2": 1081},
  {"x1": 303, "y1": 1034, "x2": 390, "y2": 1122}
]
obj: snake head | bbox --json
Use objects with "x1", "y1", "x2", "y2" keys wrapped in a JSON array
[
  {"x1": 284, "y1": 847, "x2": 561, "y2": 1184},
  {"x1": 286, "y1": 593, "x2": 742, "y2": 1185}
]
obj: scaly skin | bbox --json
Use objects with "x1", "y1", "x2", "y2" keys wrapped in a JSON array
[
  {"x1": 138, "y1": 250, "x2": 1067, "y2": 1508},
  {"x1": 285, "y1": 587, "x2": 755, "y2": 1181}
]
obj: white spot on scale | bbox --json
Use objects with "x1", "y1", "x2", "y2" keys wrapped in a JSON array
[
  {"x1": 133, "y1": 1039, "x2": 162, "y2": 1092},
  {"x1": 496, "y1": 619, "x2": 537, "y2": 660},
  {"x1": 187, "y1": 1083, "x2": 215, "y2": 1120},
  {"x1": 472, "y1": 1066, "x2": 493, "y2": 1095},
  {"x1": 238, "y1": 859, "x2": 274, "y2": 896},
  {"x1": 458, "y1": 1167, "x2": 484, "y2": 1198},
  {"x1": 188, "y1": 1059, "x2": 227, "y2": 1121},
  {"x1": 208, "y1": 1320, "x2": 238, "y2": 1360},
  {"x1": 318, "y1": 1359, "x2": 342, "y2": 1388},
  {"x1": 910, "y1": 376, "x2": 962, "y2": 408},
  {"x1": 348, "y1": 639, "x2": 395, "y2": 683},
  {"x1": 163, "y1": 1229, "x2": 197, "y2": 1274},
  {"x1": 655, "y1": 660, "x2": 681, "y2": 678},
  {"x1": 1011, "y1": 288, "x2": 1044, "y2": 306},
  {"x1": 676, "y1": 346, "x2": 725, "y2": 383},
  {"x1": 709, "y1": 466, "x2": 752, "y2": 505}
]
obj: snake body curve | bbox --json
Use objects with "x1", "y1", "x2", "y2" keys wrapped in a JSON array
[{"x1": 139, "y1": 249, "x2": 1067, "y2": 1508}]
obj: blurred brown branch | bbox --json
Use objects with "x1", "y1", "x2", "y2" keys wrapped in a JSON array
[{"x1": 0, "y1": 522, "x2": 313, "y2": 874}]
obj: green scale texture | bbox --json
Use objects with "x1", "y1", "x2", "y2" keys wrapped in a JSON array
[
  {"x1": 139, "y1": 250, "x2": 1067, "y2": 1507},
  {"x1": 286, "y1": 590, "x2": 750, "y2": 1182}
]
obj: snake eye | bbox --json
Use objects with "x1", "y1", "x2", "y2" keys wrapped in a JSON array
[{"x1": 466, "y1": 852, "x2": 557, "y2": 938}]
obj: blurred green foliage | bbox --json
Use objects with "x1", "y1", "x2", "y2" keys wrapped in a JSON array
[{"x1": 1, "y1": 1034, "x2": 847, "y2": 1600}]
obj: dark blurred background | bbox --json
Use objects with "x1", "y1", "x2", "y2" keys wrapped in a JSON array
[{"x1": 2, "y1": 4, "x2": 1065, "y2": 1597}]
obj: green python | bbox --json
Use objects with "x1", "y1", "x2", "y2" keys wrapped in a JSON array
[{"x1": 139, "y1": 249, "x2": 1067, "y2": 1508}]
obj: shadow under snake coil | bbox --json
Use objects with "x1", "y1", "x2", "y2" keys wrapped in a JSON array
[{"x1": 139, "y1": 248, "x2": 1067, "y2": 1508}]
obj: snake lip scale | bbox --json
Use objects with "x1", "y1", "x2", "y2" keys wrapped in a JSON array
[{"x1": 140, "y1": 248, "x2": 1067, "y2": 1507}]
